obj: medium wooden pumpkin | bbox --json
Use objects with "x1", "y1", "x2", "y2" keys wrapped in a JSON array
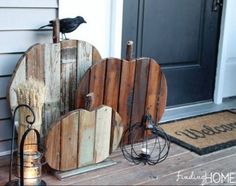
[{"x1": 76, "y1": 57, "x2": 167, "y2": 143}]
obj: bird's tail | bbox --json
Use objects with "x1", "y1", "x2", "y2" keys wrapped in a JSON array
[{"x1": 38, "y1": 23, "x2": 53, "y2": 30}]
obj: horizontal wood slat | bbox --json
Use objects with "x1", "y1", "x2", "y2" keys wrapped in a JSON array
[
  {"x1": 0, "y1": 8, "x2": 57, "y2": 30},
  {"x1": 0, "y1": 77, "x2": 11, "y2": 98},
  {"x1": 0, "y1": 100, "x2": 11, "y2": 119},
  {"x1": 0, "y1": 119, "x2": 12, "y2": 141},
  {"x1": 0, "y1": 31, "x2": 52, "y2": 53},
  {"x1": 0, "y1": 54, "x2": 22, "y2": 75},
  {"x1": 0, "y1": 0, "x2": 58, "y2": 8}
]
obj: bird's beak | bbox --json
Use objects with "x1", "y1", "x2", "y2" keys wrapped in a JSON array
[{"x1": 83, "y1": 20, "x2": 87, "y2": 23}]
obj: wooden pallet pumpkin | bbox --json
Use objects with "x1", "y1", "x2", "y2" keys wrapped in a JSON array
[
  {"x1": 8, "y1": 40, "x2": 101, "y2": 134},
  {"x1": 76, "y1": 58, "x2": 167, "y2": 143},
  {"x1": 45, "y1": 105, "x2": 123, "y2": 171}
]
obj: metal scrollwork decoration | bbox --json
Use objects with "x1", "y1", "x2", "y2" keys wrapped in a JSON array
[
  {"x1": 121, "y1": 114, "x2": 170, "y2": 165},
  {"x1": 6, "y1": 104, "x2": 46, "y2": 186}
]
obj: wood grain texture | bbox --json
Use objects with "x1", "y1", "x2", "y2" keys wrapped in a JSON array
[
  {"x1": 76, "y1": 58, "x2": 167, "y2": 144},
  {"x1": 45, "y1": 122, "x2": 61, "y2": 170},
  {"x1": 94, "y1": 106, "x2": 112, "y2": 163},
  {"x1": 45, "y1": 106, "x2": 123, "y2": 171},
  {"x1": 44, "y1": 43, "x2": 61, "y2": 133},
  {"x1": 60, "y1": 111, "x2": 79, "y2": 170},
  {"x1": 104, "y1": 58, "x2": 121, "y2": 110},
  {"x1": 8, "y1": 40, "x2": 102, "y2": 135},
  {"x1": 78, "y1": 109, "x2": 96, "y2": 167},
  {"x1": 89, "y1": 60, "x2": 106, "y2": 108}
]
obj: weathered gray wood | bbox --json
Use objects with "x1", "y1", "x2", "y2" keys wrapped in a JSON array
[
  {"x1": 9, "y1": 40, "x2": 102, "y2": 135},
  {"x1": 77, "y1": 41, "x2": 93, "y2": 82},
  {"x1": 44, "y1": 43, "x2": 61, "y2": 134}
]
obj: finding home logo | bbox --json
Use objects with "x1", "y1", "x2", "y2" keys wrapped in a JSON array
[{"x1": 176, "y1": 171, "x2": 236, "y2": 185}]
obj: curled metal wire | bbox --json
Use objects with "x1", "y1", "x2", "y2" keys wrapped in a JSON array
[{"x1": 121, "y1": 114, "x2": 170, "y2": 165}]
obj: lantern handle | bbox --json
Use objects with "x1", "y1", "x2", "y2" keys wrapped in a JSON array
[{"x1": 8, "y1": 104, "x2": 36, "y2": 184}]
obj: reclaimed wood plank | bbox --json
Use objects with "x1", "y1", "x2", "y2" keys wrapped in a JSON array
[
  {"x1": 104, "y1": 58, "x2": 121, "y2": 110},
  {"x1": 130, "y1": 58, "x2": 150, "y2": 141},
  {"x1": 145, "y1": 59, "x2": 160, "y2": 123},
  {"x1": 89, "y1": 60, "x2": 106, "y2": 108},
  {"x1": 26, "y1": 44, "x2": 45, "y2": 82},
  {"x1": 45, "y1": 122, "x2": 61, "y2": 170},
  {"x1": 92, "y1": 47, "x2": 102, "y2": 65},
  {"x1": 94, "y1": 106, "x2": 112, "y2": 163},
  {"x1": 60, "y1": 40, "x2": 77, "y2": 114},
  {"x1": 44, "y1": 43, "x2": 61, "y2": 133},
  {"x1": 75, "y1": 71, "x2": 90, "y2": 109},
  {"x1": 118, "y1": 60, "x2": 136, "y2": 143},
  {"x1": 60, "y1": 111, "x2": 79, "y2": 170},
  {"x1": 110, "y1": 110, "x2": 123, "y2": 153},
  {"x1": 77, "y1": 109, "x2": 96, "y2": 167},
  {"x1": 77, "y1": 41, "x2": 93, "y2": 83}
]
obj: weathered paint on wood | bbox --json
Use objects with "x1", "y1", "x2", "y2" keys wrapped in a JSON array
[
  {"x1": 8, "y1": 40, "x2": 102, "y2": 134},
  {"x1": 76, "y1": 58, "x2": 167, "y2": 144},
  {"x1": 45, "y1": 106, "x2": 123, "y2": 171}
]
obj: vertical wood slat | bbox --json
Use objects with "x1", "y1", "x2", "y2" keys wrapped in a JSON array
[
  {"x1": 44, "y1": 43, "x2": 61, "y2": 134},
  {"x1": 77, "y1": 41, "x2": 93, "y2": 83},
  {"x1": 45, "y1": 123, "x2": 61, "y2": 170},
  {"x1": 75, "y1": 58, "x2": 167, "y2": 144},
  {"x1": 60, "y1": 111, "x2": 79, "y2": 170},
  {"x1": 104, "y1": 59, "x2": 121, "y2": 110},
  {"x1": 89, "y1": 60, "x2": 106, "y2": 108},
  {"x1": 145, "y1": 59, "x2": 161, "y2": 123},
  {"x1": 26, "y1": 44, "x2": 45, "y2": 82},
  {"x1": 60, "y1": 40, "x2": 77, "y2": 114},
  {"x1": 118, "y1": 60, "x2": 136, "y2": 143},
  {"x1": 78, "y1": 110, "x2": 96, "y2": 167},
  {"x1": 131, "y1": 59, "x2": 150, "y2": 130},
  {"x1": 110, "y1": 110, "x2": 123, "y2": 153},
  {"x1": 45, "y1": 106, "x2": 123, "y2": 171},
  {"x1": 94, "y1": 106, "x2": 112, "y2": 163}
]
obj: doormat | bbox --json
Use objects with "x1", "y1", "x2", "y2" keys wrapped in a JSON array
[{"x1": 160, "y1": 110, "x2": 236, "y2": 155}]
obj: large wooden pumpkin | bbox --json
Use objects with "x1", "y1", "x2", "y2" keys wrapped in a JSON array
[
  {"x1": 8, "y1": 40, "x2": 101, "y2": 134},
  {"x1": 76, "y1": 58, "x2": 167, "y2": 143},
  {"x1": 45, "y1": 105, "x2": 123, "y2": 171}
]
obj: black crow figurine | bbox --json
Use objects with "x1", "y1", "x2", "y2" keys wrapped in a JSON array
[{"x1": 39, "y1": 16, "x2": 87, "y2": 39}]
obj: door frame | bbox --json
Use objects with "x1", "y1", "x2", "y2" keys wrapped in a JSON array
[{"x1": 111, "y1": 0, "x2": 229, "y2": 105}]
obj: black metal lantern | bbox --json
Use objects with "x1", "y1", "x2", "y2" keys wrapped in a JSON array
[
  {"x1": 121, "y1": 114, "x2": 170, "y2": 165},
  {"x1": 6, "y1": 104, "x2": 46, "y2": 186}
]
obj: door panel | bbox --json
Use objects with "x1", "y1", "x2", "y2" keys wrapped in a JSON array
[{"x1": 122, "y1": 0, "x2": 222, "y2": 106}]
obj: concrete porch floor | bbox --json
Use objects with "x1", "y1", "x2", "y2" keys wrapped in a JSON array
[{"x1": 0, "y1": 141, "x2": 236, "y2": 185}]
